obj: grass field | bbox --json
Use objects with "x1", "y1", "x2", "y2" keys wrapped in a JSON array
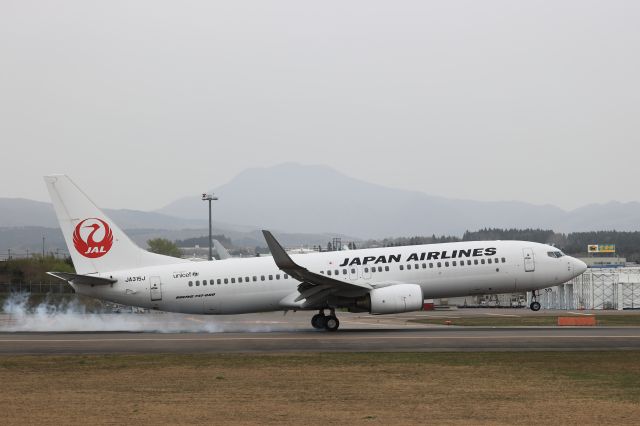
[
  {"x1": 411, "y1": 314, "x2": 640, "y2": 327},
  {"x1": 1, "y1": 352, "x2": 639, "y2": 425}
]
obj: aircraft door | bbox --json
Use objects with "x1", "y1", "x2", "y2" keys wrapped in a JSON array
[
  {"x1": 362, "y1": 266, "x2": 372, "y2": 280},
  {"x1": 150, "y1": 276, "x2": 162, "y2": 301},
  {"x1": 349, "y1": 267, "x2": 358, "y2": 280},
  {"x1": 523, "y1": 248, "x2": 535, "y2": 272}
]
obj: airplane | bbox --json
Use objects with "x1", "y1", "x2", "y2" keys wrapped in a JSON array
[{"x1": 45, "y1": 175, "x2": 588, "y2": 331}]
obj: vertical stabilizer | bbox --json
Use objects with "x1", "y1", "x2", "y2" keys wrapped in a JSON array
[{"x1": 44, "y1": 175, "x2": 190, "y2": 274}]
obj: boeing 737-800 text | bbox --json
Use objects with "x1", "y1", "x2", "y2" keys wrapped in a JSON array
[{"x1": 45, "y1": 175, "x2": 587, "y2": 331}]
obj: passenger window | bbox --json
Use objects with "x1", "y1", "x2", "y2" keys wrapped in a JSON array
[
  {"x1": 385, "y1": 266, "x2": 389, "y2": 271},
  {"x1": 351, "y1": 268, "x2": 356, "y2": 274},
  {"x1": 246, "y1": 277, "x2": 250, "y2": 282},
  {"x1": 196, "y1": 281, "x2": 200, "y2": 286},
  {"x1": 481, "y1": 259, "x2": 485, "y2": 264},
  {"x1": 487, "y1": 259, "x2": 492, "y2": 264},
  {"x1": 467, "y1": 260, "x2": 472, "y2": 265},
  {"x1": 203, "y1": 280, "x2": 207, "y2": 286},
  {"x1": 276, "y1": 274, "x2": 280, "y2": 280},
  {"x1": 371, "y1": 268, "x2": 376, "y2": 273},
  {"x1": 474, "y1": 260, "x2": 478, "y2": 265},
  {"x1": 452, "y1": 261, "x2": 457, "y2": 266},
  {"x1": 188, "y1": 281, "x2": 193, "y2": 287},
  {"x1": 224, "y1": 278, "x2": 228, "y2": 284},
  {"x1": 415, "y1": 264, "x2": 419, "y2": 269},
  {"x1": 284, "y1": 274, "x2": 288, "y2": 279},
  {"x1": 445, "y1": 262, "x2": 449, "y2": 267},
  {"x1": 364, "y1": 267, "x2": 369, "y2": 273},
  {"x1": 217, "y1": 279, "x2": 221, "y2": 285},
  {"x1": 238, "y1": 277, "x2": 243, "y2": 283},
  {"x1": 231, "y1": 278, "x2": 235, "y2": 283},
  {"x1": 253, "y1": 276, "x2": 257, "y2": 282},
  {"x1": 437, "y1": 262, "x2": 442, "y2": 268},
  {"x1": 320, "y1": 271, "x2": 324, "y2": 274},
  {"x1": 399, "y1": 265, "x2": 404, "y2": 271},
  {"x1": 422, "y1": 263, "x2": 426, "y2": 269},
  {"x1": 261, "y1": 275, "x2": 265, "y2": 281},
  {"x1": 407, "y1": 265, "x2": 411, "y2": 270},
  {"x1": 335, "y1": 270, "x2": 339, "y2": 275},
  {"x1": 269, "y1": 275, "x2": 273, "y2": 280},
  {"x1": 429, "y1": 263, "x2": 434, "y2": 268},
  {"x1": 502, "y1": 257, "x2": 506, "y2": 263},
  {"x1": 378, "y1": 266, "x2": 383, "y2": 272},
  {"x1": 327, "y1": 270, "x2": 332, "y2": 276}
]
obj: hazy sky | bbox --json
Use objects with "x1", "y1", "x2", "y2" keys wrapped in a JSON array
[{"x1": 1, "y1": 1, "x2": 639, "y2": 211}]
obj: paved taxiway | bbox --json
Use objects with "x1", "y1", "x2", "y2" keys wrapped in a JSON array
[{"x1": 2, "y1": 310, "x2": 640, "y2": 354}]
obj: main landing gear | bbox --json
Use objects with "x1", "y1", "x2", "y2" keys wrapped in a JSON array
[
  {"x1": 311, "y1": 309, "x2": 340, "y2": 331},
  {"x1": 530, "y1": 290, "x2": 541, "y2": 311}
]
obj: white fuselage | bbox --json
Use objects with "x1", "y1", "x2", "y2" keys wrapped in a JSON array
[{"x1": 72, "y1": 240, "x2": 585, "y2": 314}]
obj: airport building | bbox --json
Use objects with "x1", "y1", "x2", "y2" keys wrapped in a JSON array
[
  {"x1": 534, "y1": 244, "x2": 640, "y2": 310},
  {"x1": 535, "y1": 266, "x2": 640, "y2": 310}
]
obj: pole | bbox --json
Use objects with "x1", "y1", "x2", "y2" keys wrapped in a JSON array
[
  {"x1": 42, "y1": 236, "x2": 45, "y2": 258},
  {"x1": 208, "y1": 198, "x2": 213, "y2": 261},
  {"x1": 202, "y1": 193, "x2": 218, "y2": 261}
]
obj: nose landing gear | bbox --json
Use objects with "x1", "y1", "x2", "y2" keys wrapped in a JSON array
[
  {"x1": 529, "y1": 290, "x2": 541, "y2": 311},
  {"x1": 311, "y1": 309, "x2": 340, "y2": 331}
]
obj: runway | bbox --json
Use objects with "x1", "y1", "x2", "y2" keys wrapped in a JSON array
[
  {"x1": 2, "y1": 310, "x2": 640, "y2": 354},
  {"x1": 2, "y1": 328, "x2": 640, "y2": 354}
]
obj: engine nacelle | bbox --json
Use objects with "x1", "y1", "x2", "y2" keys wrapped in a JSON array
[{"x1": 360, "y1": 284, "x2": 424, "y2": 315}]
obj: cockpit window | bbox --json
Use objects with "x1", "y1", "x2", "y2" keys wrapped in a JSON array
[{"x1": 547, "y1": 251, "x2": 565, "y2": 258}]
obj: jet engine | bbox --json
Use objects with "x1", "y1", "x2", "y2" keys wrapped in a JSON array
[{"x1": 354, "y1": 284, "x2": 424, "y2": 314}]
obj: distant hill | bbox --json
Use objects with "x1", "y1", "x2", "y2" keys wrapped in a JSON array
[
  {"x1": 0, "y1": 198, "x2": 210, "y2": 230},
  {"x1": 158, "y1": 163, "x2": 640, "y2": 238},
  {"x1": 2, "y1": 163, "x2": 640, "y2": 242}
]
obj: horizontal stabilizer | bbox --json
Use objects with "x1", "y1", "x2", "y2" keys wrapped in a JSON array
[{"x1": 47, "y1": 272, "x2": 117, "y2": 286}]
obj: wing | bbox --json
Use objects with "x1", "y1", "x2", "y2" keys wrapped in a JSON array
[{"x1": 262, "y1": 230, "x2": 371, "y2": 309}]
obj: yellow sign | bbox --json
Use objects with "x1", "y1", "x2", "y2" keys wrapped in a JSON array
[{"x1": 588, "y1": 244, "x2": 615, "y2": 253}]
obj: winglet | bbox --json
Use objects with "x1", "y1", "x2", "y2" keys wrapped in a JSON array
[{"x1": 262, "y1": 230, "x2": 300, "y2": 270}]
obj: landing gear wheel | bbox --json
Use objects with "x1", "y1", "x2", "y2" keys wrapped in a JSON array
[
  {"x1": 311, "y1": 314, "x2": 326, "y2": 329},
  {"x1": 530, "y1": 301, "x2": 541, "y2": 311},
  {"x1": 324, "y1": 315, "x2": 340, "y2": 332}
]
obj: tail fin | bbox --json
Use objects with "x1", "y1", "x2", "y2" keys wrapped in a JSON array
[{"x1": 44, "y1": 175, "x2": 190, "y2": 274}]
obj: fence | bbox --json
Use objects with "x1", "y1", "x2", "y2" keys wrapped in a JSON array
[
  {"x1": 0, "y1": 282, "x2": 74, "y2": 294},
  {"x1": 0, "y1": 250, "x2": 70, "y2": 261}
]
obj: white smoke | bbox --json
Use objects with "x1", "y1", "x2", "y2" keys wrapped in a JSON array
[{"x1": 0, "y1": 293, "x2": 290, "y2": 333}]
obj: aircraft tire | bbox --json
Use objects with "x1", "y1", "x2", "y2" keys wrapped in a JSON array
[
  {"x1": 530, "y1": 301, "x2": 541, "y2": 311},
  {"x1": 311, "y1": 314, "x2": 326, "y2": 329},
  {"x1": 324, "y1": 315, "x2": 340, "y2": 331}
]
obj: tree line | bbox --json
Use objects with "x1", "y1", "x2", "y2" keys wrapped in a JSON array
[{"x1": 366, "y1": 228, "x2": 640, "y2": 263}]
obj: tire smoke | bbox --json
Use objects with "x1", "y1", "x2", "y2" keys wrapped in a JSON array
[{"x1": 0, "y1": 293, "x2": 287, "y2": 333}]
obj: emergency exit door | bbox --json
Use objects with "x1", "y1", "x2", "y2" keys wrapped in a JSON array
[
  {"x1": 150, "y1": 276, "x2": 162, "y2": 301},
  {"x1": 523, "y1": 248, "x2": 535, "y2": 272}
]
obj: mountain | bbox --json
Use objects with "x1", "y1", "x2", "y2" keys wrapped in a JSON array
[
  {"x1": 0, "y1": 198, "x2": 209, "y2": 230},
  {"x1": 3, "y1": 164, "x2": 640, "y2": 244},
  {"x1": 159, "y1": 163, "x2": 640, "y2": 238}
]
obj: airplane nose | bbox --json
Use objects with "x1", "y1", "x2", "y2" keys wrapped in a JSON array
[{"x1": 574, "y1": 258, "x2": 587, "y2": 275}]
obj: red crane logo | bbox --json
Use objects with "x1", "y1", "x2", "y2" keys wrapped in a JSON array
[{"x1": 73, "y1": 218, "x2": 114, "y2": 258}]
